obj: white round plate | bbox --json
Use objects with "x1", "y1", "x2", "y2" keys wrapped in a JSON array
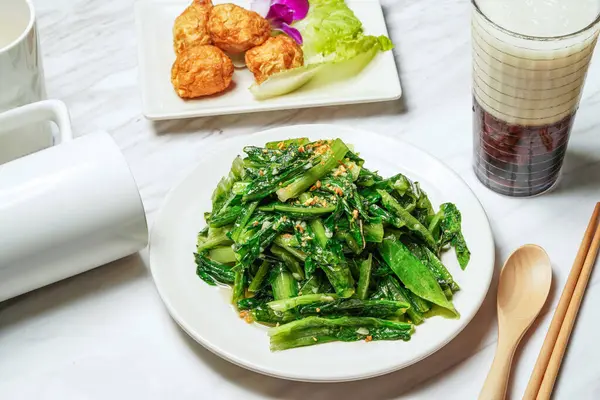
[{"x1": 149, "y1": 125, "x2": 495, "y2": 382}]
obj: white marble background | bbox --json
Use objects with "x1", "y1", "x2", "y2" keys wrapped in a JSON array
[{"x1": 2, "y1": 0, "x2": 600, "y2": 398}]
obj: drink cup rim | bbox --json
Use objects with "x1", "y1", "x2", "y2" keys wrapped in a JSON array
[
  {"x1": 0, "y1": 0, "x2": 36, "y2": 53},
  {"x1": 472, "y1": 0, "x2": 600, "y2": 41}
]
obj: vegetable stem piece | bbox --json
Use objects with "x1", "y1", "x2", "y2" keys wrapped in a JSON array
[
  {"x1": 197, "y1": 227, "x2": 233, "y2": 252},
  {"x1": 209, "y1": 204, "x2": 242, "y2": 228},
  {"x1": 251, "y1": 305, "x2": 298, "y2": 325},
  {"x1": 273, "y1": 235, "x2": 308, "y2": 261},
  {"x1": 298, "y1": 271, "x2": 332, "y2": 295},
  {"x1": 404, "y1": 288, "x2": 431, "y2": 314},
  {"x1": 232, "y1": 269, "x2": 246, "y2": 305},
  {"x1": 387, "y1": 277, "x2": 425, "y2": 325},
  {"x1": 277, "y1": 139, "x2": 348, "y2": 202},
  {"x1": 268, "y1": 293, "x2": 338, "y2": 312},
  {"x1": 211, "y1": 156, "x2": 244, "y2": 213},
  {"x1": 268, "y1": 316, "x2": 413, "y2": 351},
  {"x1": 378, "y1": 190, "x2": 436, "y2": 249},
  {"x1": 207, "y1": 246, "x2": 237, "y2": 264},
  {"x1": 309, "y1": 218, "x2": 329, "y2": 248},
  {"x1": 297, "y1": 298, "x2": 408, "y2": 318},
  {"x1": 230, "y1": 200, "x2": 259, "y2": 242},
  {"x1": 271, "y1": 265, "x2": 299, "y2": 300},
  {"x1": 356, "y1": 254, "x2": 372, "y2": 300},
  {"x1": 271, "y1": 244, "x2": 305, "y2": 280},
  {"x1": 248, "y1": 260, "x2": 271, "y2": 292},
  {"x1": 195, "y1": 253, "x2": 235, "y2": 286},
  {"x1": 364, "y1": 222, "x2": 384, "y2": 243},
  {"x1": 257, "y1": 203, "x2": 336, "y2": 216}
]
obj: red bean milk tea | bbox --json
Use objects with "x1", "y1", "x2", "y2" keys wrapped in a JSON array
[{"x1": 472, "y1": 0, "x2": 600, "y2": 197}]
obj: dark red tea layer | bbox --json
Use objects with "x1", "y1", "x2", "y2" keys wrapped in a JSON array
[{"x1": 472, "y1": 99, "x2": 574, "y2": 197}]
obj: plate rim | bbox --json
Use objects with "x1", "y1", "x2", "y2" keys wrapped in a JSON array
[
  {"x1": 149, "y1": 124, "x2": 495, "y2": 382},
  {"x1": 134, "y1": 0, "x2": 402, "y2": 120}
]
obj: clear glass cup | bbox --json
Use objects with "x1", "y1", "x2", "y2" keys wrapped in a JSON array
[{"x1": 471, "y1": 0, "x2": 600, "y2": 197}]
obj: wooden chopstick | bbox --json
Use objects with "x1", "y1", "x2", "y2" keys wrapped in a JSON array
[
  {"x1": 537, "y1": 211, "x2": 600, "y2": 397},
  {"x1": 523, "y1": 202, "x2": 600, "y2": 400}
]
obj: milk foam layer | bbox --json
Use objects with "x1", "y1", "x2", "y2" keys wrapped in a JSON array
[
  {"x1": 472, "y1": 0, "x2": 600, "y2": 126},
  {"x1": 477, "y1": 0, "x2": 600, "y2": 38}
]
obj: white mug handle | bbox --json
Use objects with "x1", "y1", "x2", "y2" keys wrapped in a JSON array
[{"x1": 0, "y1": 99, "x2": 73, "y2": 144}]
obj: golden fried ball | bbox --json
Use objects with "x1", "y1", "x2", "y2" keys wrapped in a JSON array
[
  {"x1": 173, "y1": 0, "x2": 213, "y2": 55},
  {"x1": 171, "y1": 45, "x2": 234, "y2": 98},
  {"x1": 208, "y1": 4, "x2": 271, "y2": 54},
  {"x1": 245, "y1": 35, "x2": 304, "y2": 83}
]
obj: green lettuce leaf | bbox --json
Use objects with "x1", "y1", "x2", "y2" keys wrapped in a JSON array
[
  {"x1": 294, "y1": 0, "x2": 393, "y2": 63},
  {"x1": 249, "y1": 0, "x2": 393, "y2": 99}
]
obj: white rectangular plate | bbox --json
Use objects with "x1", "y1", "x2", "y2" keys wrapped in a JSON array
[{"x1": 135, "y1": 0, "x2": 402, "y2": 120}]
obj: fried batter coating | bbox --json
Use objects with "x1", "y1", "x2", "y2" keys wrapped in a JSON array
[
  {"x1": 208, "y1": 4, "x2": 271, "y2": 54},
  {"x1": 171, "y1": 45, "x2": 234, "y2": 98},
  {"x1": 173, "y1": 0, "x2": 213, "y2": 55},
  {"x1": 245, "y1": 36, "x2": 304, "y2": 83}
]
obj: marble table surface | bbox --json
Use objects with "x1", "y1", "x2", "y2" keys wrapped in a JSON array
[{"x1": 2, "y1": 0, "x2": 600, "y2": 398}]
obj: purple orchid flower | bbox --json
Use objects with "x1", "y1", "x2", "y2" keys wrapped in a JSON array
[{"x1": 251, "y1": 0, "x2": 309, "y2": 45}]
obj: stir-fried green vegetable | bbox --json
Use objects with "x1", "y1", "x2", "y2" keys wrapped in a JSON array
[
  {"x1": 268, "y1": 317, "x2": 413, "y2": 351},
  {"x1": 193, "y1": 138, "x2": 471, "y2": 351}
]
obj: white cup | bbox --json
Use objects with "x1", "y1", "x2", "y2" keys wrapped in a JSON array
[
  {"x1": 0, "y1": 0, "x2": 51, "y2": 164},
  {"x1": 0, "y1": 100, "x2": 148, "y2": 302}
]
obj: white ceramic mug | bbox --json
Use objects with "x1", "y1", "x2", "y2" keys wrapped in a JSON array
[
  {"x1": 0, "y1": 0, "x2": 51, "y2": 164},
  {"x1": 0, "y1": 100, "x2": 148, "y2": 302}
]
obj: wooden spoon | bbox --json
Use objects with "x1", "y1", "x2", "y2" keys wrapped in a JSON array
[{"x1": 479, "y1": 244, "x2": 552, "y2": 400}]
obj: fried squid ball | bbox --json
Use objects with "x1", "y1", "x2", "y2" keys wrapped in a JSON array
[
  {"x1": 245, "y1": 36, "x2": 304, "y2": 83},
  {"x1": 208, "y1": 4, "x2": 271, "y2": 53},
  {"x1": 171, "y1": 45, "x2": 234, "y2": 98},
  {"x1": 173, "y1": 0, "x2": 213, "y2": 55}
]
